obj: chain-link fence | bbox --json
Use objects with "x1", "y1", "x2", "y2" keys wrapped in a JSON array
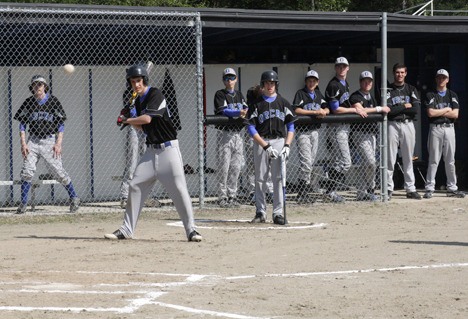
[{"x1": 0, "y1": 6, "x2": 203, "y2": 214}]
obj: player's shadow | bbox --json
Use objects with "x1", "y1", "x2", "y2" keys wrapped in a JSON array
[{"x1": 389, "y1": 240, "x2": 468, "y2": 247}]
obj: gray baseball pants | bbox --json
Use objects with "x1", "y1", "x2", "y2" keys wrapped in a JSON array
[
  {"x1": 353, "y1": 131, "x2": 377, "y2": 192},
  {"x1": 120, "y1": 126, "x2": 147, "y2": 199},
  {"x1": 387, "y1": 121, "x2": 416, "y2": 192},
  {"x1": 217, "y1": 130, "x2": 243, "y2": 199},
  {"x1": 119, "y1": 140, "x2": 197, "y2": 239},
  {"x1": 425, "y1": 124, "x2": 458, "y2": 192},
  {"x1": 244, "y1": 133, "x2": 273, "y2": 194},
  {"x1": 20, "y1": 136, "x2": 71, "y2": 185},
  {"x1": 253, "y1": 138, "x2": 284, "y2": 219},
  {"x1": 296, "y1": 130, "x2": 319, "y2": 185}
]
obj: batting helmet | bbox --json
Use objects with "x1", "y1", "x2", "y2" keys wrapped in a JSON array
[
  {"x1": 29, "y1": 75, "x2": 49, "y2": 93},
  {"x1": 126, "y1": 64, "x2": 149, "y2": 85},
  {"x1": 260, "y1": 70, "x2": 279, "y2": 84}
]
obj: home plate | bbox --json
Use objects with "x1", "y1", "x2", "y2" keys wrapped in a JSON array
[{"x1": 167, "y1": 219, "x2": 327, "y2": 230}]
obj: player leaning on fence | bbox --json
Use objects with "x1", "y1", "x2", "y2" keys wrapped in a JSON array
[
  {"x1": 423, "y1": 69, "x2": 465, "y2": 199},
  {"x1": 245, "y1": 70, "x2": 296, "y2": 225},
  {"x1": 13, "y1": 75, "x2": 80, "y2": 214},
  {"x1": 214, "y1": 67, "x2": 248, "y2": 208}
]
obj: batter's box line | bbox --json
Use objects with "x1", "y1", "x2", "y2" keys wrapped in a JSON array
[{"x1": 168, "y1": 219, "x2": 328, "y2": 230}]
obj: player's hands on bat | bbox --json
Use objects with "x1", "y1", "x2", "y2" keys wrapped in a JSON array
[
  {"x1": 117, "y1": 114, "x2": 128, "y2": 126},
  {"x1": 264, "y1": 144, "x2": 279, "y2": 159},
  {"x1": 117, "y1": 107, "x2": 130, "y2": 127},
  {"x1": 280, "y1": 145, "x2": 290, "y2": 160}
]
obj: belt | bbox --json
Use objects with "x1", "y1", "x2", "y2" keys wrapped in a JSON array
[
  {"x1": 31, "y1": 135, "x2": 55, "y2": 139},
  {"x1": 147, "y1": 141, "x2": 172, "y2": 149},
  {"x1": 392, "y1": 119, "x2": 412, "y2": 123},
  {"x1": 433, "y1": 123, "x2": 454, "y2": 128},
  {"x1": 262, "y1": 136, "x2": 281, "y2": 140}
]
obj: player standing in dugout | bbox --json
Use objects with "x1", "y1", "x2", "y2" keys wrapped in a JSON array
[{"x1": 104, "y1": 64, "x2": 202, "y2": 242}]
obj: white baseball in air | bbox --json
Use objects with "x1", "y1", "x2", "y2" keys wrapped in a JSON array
[{"x1": 63, "y1": 64, "x2": 75, "y2": 74}]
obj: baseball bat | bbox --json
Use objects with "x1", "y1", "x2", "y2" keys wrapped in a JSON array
[{"x1": 281, "y1": 153, "x2": 288, "y2": 225}]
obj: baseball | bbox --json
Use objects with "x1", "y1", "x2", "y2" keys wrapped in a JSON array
[{"x1": 63, "y1": 64, "x2": 75, "y2": 74}]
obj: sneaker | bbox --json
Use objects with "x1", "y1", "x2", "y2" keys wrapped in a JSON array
[
  {"x1": 406, "y1": 191, "x2": 422, "y2": 200},
  {"x1": 228, "y1": 197, "x2": 240, "y2": 207},
  {"x1": 423, "y1": 191, "x2": 433, "y2": 199},
  {"x1": 356, "y1": 191, "x2": 379, "y2": 202},
  {"x1": 104, "y1": 229, "x2": 126, "y2": 240},
  {"x1": 144, "y1": 198, "x2": 161, "y2": 208},
  {"x1": 327, "y1": 191, "x2": 345, "y2": 203},
  {"x1": 297, "y1": 193, "x2": 316, "y2": 204},
  {"x1": 273, "y1": 215, "x2": 287, "y2": 225},
  {"x1": 15, "y1": 203, "x2": 27, "y2": 215},
  {"x1": 188, "y1": 230, "x2": 202, "y2": 242},
  {"x1": 69, "y1": 197, "x2": 80, "y2": 213},
  {"x1": 120, "y1": 198, "x2": 127, "y2": 209},
  {"x1": 218, "y1": 198, "x2": 230, "y2": 208},
  {"x1": 446, "y1": 190, "x2": 466, "y2": 198},
  {"x1": 251, "y1": 212, "x2": 266, "y2": 223}
]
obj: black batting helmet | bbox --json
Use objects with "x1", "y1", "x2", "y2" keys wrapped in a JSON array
[
  {"x1": 126, "y1": 64, "x2": 149, "y2": 85},
  {"x1": 260, "y1": 70, "x2": 279, "y2": 84}
]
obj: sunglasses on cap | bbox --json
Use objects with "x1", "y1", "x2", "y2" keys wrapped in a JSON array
[{"x1": 223, "y1": 75, "x2": 236, "y2": 81}]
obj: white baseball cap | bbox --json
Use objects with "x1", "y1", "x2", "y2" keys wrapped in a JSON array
[
  {"x1": 335, "y1": 57, "x2": 349, "y2": 66},
  {"x1": 222, "y1": 68, "x2": 236, "y2": 77},
  {"x1": 359, "y1": 71, "x2": 373, "y2": 80},
  {"x1": 436, "y1": 69, "x2": 449, "y2": 77},
  {"x1": 305, "y1": 70, "x2": 319, "y2": 80}
]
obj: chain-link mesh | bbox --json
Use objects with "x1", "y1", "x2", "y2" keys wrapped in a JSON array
[
  {"x1": 0, "y1": 6, "x2": 202, "y2": 214},
  {"x1": 204, "y1": 117, "x2": 385, "y2": 207}
]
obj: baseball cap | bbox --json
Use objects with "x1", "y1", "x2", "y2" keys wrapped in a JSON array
[
  {"x1": 29, "y1": 75, "x2": 49, "y2": 92},
  {"x1": 359, "y1": 71, "x2": 373, "y2": 80},
  {"x1": 305, "y1": 70, "x2": 319, "y2": 80},
  {"x1": 335, "y1": 57, "x2": 349, "y2": 66},
  {"x1": 222, "y1": 68, "x2": 237, "y2": 77},
  {"x1": 436, "y1": 69, "x2": 449, "y2": 77}
]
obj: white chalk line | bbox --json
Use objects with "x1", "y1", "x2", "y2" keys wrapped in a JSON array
[
  {"x1": 0, "y1": 262, "x2": 467, "y2": 317},
  {"x1": 168, "y1": 219, "x2": 327, "y2": 230}
]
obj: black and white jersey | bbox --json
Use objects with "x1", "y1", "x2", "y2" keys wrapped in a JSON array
[
  {"x1": 386, "y1": 83, "x2": 420, "y2": 121},
  {"x1": 325, "y1": 77, "x2": 351, "y2": 112},
  {"x1": 136, "y1": 87, "x2": 177, "y2": 144},
  {"x1": 14, "y1": 94, "x2": 66, "y2": 138},
  {"x1": 349, "y1": 90, "x2": 378, "y2": 133},
  {"x1": 425, "y1": 89, "x2": 459, "y2": 124},
  {"x1": 214, "y1": 89, "x2": 247, "y2": 130},
  {"x1": 292, "y1": 87, "x2": 327, "y2": 129},
  {"x1": 245, "y1": 94, "x2": 296, "y2": 139}
]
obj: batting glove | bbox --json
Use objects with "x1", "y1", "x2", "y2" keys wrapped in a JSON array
[
  {"x1": 263, "y1": 144, "x2": 279, "y2": 159},
  {"x1": 280, "y1": 144, "x2": 290, "y2": 160}
]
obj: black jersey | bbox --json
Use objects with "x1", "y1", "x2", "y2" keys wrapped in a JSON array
[
  {"x1": 136, "y1": 87, "x2": 177, "y2": 145},
  {"x1": 386, "y1": 83, "x2": 420, "y2": 121},
  {"x1": 325, "y1": 77, "x2": 351, "y2": 112},
  {"x1": 214, "y1": 89, "x2": 247, "y2": 131},
  {"x1": 245, "y1": 94, "x2": 296, "y2": 139},
  {"x1": 349, "y1": 90, "x2": 378, "y2": 133},
  {"x1": 13, "y1": 94, "x2": 66, "y2": 138},
  {"x1": 425, "y1": 89, "x2": 459, "y2": 124},
  {"x1": 292, "y1": 87, "x2": 327, "y2": 129}
]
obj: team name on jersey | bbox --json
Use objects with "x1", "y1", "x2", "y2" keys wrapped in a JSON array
[
  {"x1": 225, "y1": 102, "x2": 245, "y2": 110},
  {"x1": 258, "y1": 109, "x2": 285, "y2": 124},
  {"x1": 389, "y1": 95, "x2": 410, "y2": 105},
  {"x1": 303, "y1": 102, "x2": 322, "y2": 111},
  {"x1": 30, "y1": 111, "x2": 54, "y2": 122},
  {"x1": 339, "y1": 92, "x2": 350, "y2": 105}
]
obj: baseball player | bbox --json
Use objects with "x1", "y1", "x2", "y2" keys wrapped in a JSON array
[
  {"x1": 104, "y1": 64, "x2": 202, "y2": 242},
  {"x1": 349, "y1": 71, "x2": 390, "y2": 201},
  {"x1": 423, "y1": 69, "x2": 465, "y2": 199},
  {"x1": 325, "y1": 57, "x2": 366, "y2": 202},
  {"x1": 386, "y1": 63, "x2": 421, "y2": 200},
  {"x1": 13, "y1": 75, "x2": 80, "y2": 214},
  {"x1": 214, "y1": 67, "x2": 248, "y2": 207},
  {"x1": 293, "y1": 70, "x2": 329, "y2": 204},
  {"x1": 245, "y1": 70, "x2": 296, "y2": 225}
]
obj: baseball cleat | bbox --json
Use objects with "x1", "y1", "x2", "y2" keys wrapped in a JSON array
[
  {"x1": 406, "y1": 191, "x2": 422, "y2": 200},
  {"x1": 120, "y1": 198, "x2": 127, "y2": 209},
  {"x1": 15, "y1": 204, "x2": 27, "y2": 215},
  {"x1": 446, "y1": 190, "x2": 466, "y2": 198},
  {"x1": 218, "y1": 198, "x2": 230, "y2": 208},
  {"x1": 69, "y1": 197, "x2": 80, "y2": 213},
  {"x1": 104, "y1": 229, "x2": 126, "y2": 240},
  {"x1": 251, "y1": 212, "x2": 266, "y2": 223},
  {"x1": 273, "y1": 215, "x2": 287, "y2": 225},
  {"x1": 327, "y1": 191, "x2": 345, "y2": 203},
  {"x1": 423, "y1": 191, "x2": 433, "y2": 199},
  {"x1": 188, "y1": 230, "x2": 202, "y2": 242}
]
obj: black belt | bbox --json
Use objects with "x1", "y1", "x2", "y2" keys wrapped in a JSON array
[
  {"x1": 147, "y1": 141, "x2": 172, "y2": 149},
  {"x1": 433, "y1": 123, "x2": 454, "y2": 127},
  {"x1": 392, "y1": 119, "x2": 413, "y2": 123},
  {"x1": 262, "y1": 135, "x2": 281, "y2": 139}
]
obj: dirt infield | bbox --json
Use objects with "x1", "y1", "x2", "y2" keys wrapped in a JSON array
[{"x1": 0, "y1": 191, "x2": 467, "y2": 318}]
